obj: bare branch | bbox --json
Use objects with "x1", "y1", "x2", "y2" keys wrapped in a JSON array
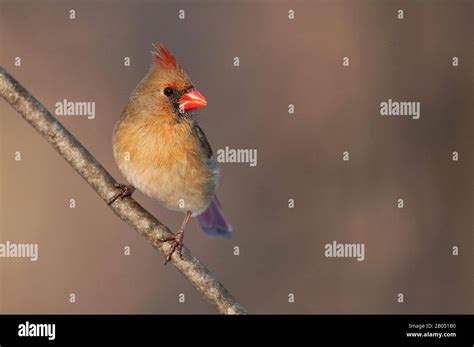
[{"x1": 0, "y1": 67, "x2": 247, "y2": 315}]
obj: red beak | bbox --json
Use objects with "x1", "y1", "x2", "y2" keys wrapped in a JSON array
[{"x1": 178, "y1": 89, "x2": 208, "y2": 111}]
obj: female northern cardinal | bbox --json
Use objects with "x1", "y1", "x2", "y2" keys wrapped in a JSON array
[{"x1": 109, "y1": 43, "x2": 232, "y2": 264}]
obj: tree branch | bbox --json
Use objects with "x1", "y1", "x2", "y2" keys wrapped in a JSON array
[{"x1": 0, "y1": 67, "x2": 247, "y2": 315}]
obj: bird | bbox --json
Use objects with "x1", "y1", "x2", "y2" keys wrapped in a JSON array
[{"x1": 109, "y1": 43, "x2": 232, "y2": 264}]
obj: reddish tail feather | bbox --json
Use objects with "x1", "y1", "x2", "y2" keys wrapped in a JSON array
[{"x1": 196, "y1": 196, "x2": 232, "y2": 239}]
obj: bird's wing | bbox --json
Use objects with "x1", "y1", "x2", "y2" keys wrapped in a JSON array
[{"x1": 192, "y1": 123, "x2": 213, "y2": 159}]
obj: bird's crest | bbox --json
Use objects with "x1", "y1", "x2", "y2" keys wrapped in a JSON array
[{"x1": 152, "y1": 43, "x2": 177, "y2": 68}]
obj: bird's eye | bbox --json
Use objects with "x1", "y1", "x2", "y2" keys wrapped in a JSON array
[{"x1": 163, "y1": 87, "x2": 174, "y2": 96}]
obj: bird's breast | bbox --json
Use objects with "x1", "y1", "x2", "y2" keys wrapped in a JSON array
[{"x1": 113, "y1": 119, "x2": 218, "y2": 214}]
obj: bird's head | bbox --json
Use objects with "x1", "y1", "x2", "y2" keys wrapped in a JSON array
[{"x1": 137, "y1": 43, "x2": 207, "y2": 120}]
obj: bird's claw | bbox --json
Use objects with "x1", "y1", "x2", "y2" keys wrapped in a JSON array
[
  {"x1": 107, "y1": 183, "x2": 135, "y2": 205},
  {"x1": 159, "y1": 230, "x2": 185, "y2": 265}
]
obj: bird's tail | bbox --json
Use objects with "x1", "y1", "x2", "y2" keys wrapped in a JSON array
[{"x1": 196, "y1": 196, "x2": 232, "y2": 239}]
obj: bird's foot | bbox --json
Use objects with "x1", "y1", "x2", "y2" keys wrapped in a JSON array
[
  {"x1": 107, "y1": 183, "x2": 135, "y2": 205},
  {"x1": 158, "y1": 230, "x2": 185, "y2": 265}
]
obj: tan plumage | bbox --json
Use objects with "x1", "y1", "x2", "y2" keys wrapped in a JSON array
[
  {"x1": 112, "y1": 46, "x2": 218, "y2": 215},
  {"x1": 110, "y1": 44, "x2": 230, "y2": 264}
]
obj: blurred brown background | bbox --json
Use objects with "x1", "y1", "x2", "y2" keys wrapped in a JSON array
[{"x1": 0, "y1": 0, "x2": 472, "y2": 314}]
